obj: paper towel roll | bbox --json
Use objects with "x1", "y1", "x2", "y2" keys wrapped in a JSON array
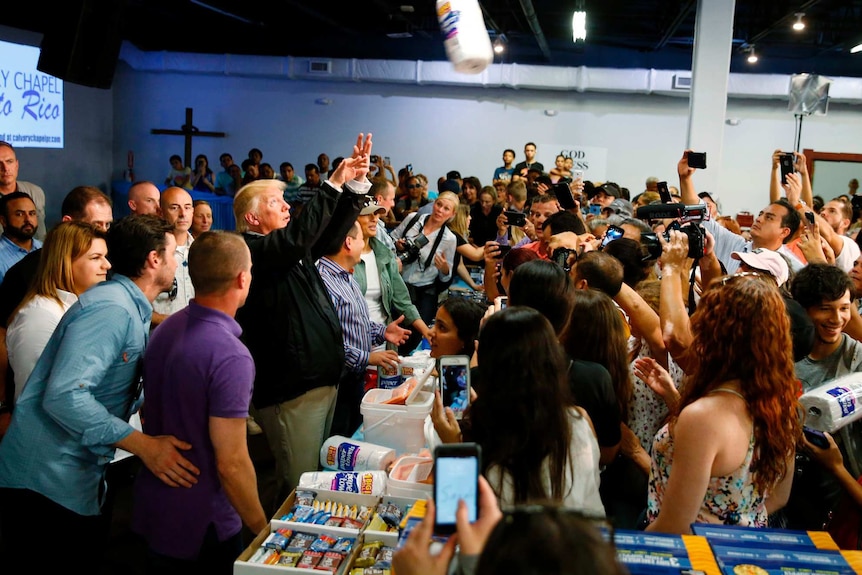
[
  {"x1": 298, "y1": 470, "x2": 388, "y2": 496},
  {"x1": 320, "y1": 436, "x2": 396, "y2": 472},
  {"x1": 436, "y1": 0, "x2": 493, "y2": 74},
  {"x1": 799, "y1": 372, "x2": 862, "y2": 433}
]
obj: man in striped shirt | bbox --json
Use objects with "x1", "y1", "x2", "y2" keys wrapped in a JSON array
[{"x1": 317, "y1": 219, "x2": 411, "y2": 437}]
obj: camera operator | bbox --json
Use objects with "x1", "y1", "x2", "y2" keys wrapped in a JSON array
[
  {"x1": 390, "y1": 191, "x2": 458, "y2": 325},
  {"x1": 677, "y1": 150, "x2": 804, "y2": 274}
]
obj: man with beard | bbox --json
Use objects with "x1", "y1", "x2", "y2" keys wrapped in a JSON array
[
  {"x1": 0, "y1": 141, "x2": 47, "y2": 241},
  {"x1": 0, "y1": 191, "x2": 41, "y2": 283},
  {"x1": 0, "y1": 215, "x2": 199, "y2": 569}
]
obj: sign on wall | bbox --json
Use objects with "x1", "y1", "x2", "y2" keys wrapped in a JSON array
[
  {"x1": 540, "y1": 143, "x2": 608, "y2": 182},
  {"x1": 0, "y1": 40, "x2": 64, "y2": 148}
]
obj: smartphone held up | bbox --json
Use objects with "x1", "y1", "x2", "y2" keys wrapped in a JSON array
[
  {"x1": 433, "y1": 443, "x2": 481, "y2": 535},
  {"x1": 438, "y1": 355, "x2": 471, "y2": 420}
]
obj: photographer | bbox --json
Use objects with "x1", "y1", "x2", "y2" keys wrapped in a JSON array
[
  {"x1": 390, "y1": 191, "x2": 458, "y2": 325},
  {"x1": 677, "y1": 149, "x2": 803, "y2": 274}
]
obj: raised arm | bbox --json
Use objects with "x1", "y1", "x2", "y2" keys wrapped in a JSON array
[
  {"x1": 677, "y1": 150, "x2": 700, "y2": 206},
  {"x1": 614, "y1": 282, "x2": 667, "y2": 369},
  {"x1": 659, "y1": 230, "x2": 696, "y2": 371}
]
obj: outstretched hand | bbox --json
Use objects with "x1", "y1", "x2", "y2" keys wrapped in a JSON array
[
  {"x1": 385, "y1": 314, "x2": 411, "y2": 346},
  {"x1": 330, "y1": 133, "x2": 373, "y2": 187}
]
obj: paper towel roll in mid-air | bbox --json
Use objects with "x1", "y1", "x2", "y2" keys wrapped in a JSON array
[
  {"x1": 799, "y1": 373, "x2": 862, "y2": 433},
  {"x1": 436, "y1": 0, "x2": 493, "y2": 74}
]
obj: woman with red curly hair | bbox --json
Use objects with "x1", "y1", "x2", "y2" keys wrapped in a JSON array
[{"x1": 644, "y1": 272, "x2": 800, "y2": 534}]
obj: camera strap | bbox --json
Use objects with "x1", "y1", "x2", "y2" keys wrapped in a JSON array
[
  {"x1": 405, "y1": 213, "x2": 445, "y2": 270},
  {"x1": 687, "y1": 261, "x2": 699, "y2": 315}
]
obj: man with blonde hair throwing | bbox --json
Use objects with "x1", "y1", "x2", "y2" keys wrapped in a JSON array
[{"x1": 234, "y1": 133, "x2": 372, "y2": 511}]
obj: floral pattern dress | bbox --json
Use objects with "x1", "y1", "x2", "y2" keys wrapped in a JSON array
[{"x1": 646, "y1": 422, "x2": 768, "y2": 528}]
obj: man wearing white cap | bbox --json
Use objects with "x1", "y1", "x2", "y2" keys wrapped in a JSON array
[{"x1": 731, "y1": 248, "x2": 790, "y2": 287}]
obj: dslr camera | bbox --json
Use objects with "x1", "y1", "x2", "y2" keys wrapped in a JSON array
[
  {"x1": 636, "y1": 203, "x2": 708, "y2": 260},
  {"x1": 397, "y1": 234, "x2": 430, "y2": 265}
]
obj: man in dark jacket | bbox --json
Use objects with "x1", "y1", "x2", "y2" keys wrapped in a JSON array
[{"x1": 234, "y1": 134, "x2": 372, "y2": 509}]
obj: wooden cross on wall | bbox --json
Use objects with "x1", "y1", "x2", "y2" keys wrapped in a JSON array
[{"x1": 151, "y1": 107, "x2": 226, "y2": 168}]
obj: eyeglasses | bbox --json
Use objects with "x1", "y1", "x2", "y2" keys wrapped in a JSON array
[{"x1": 406, "y1": 184, "x2": 422, "y2": 189}]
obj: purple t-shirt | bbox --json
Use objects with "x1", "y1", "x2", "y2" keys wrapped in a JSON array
[{"x1": 132, "y1": 300, "x2": 255, "y2": 559}]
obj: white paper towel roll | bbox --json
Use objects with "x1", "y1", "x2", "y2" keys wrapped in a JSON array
[
  {"x1": 799, "y1": 372, "x2": 862, "y2": 432},
  {"x1": 298, "y1": 470, "x2": 388, "y2": 496},
  {"x1": 437, "y1": 0, "x2": 493, "y2": 74},
  {"x1": 320, "y1": 436, "x2": 396, "y2": 472}
]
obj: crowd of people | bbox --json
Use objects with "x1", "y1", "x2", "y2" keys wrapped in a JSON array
[{"x1": 1, "y1": 134, "x2": 862, "y2": 572}]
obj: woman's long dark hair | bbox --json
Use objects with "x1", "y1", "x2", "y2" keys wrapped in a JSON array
[
  {"x1": 562, "y1": 288, "x2": 632, "y2": 418},
  {"x1": 470, "y1": 306, "x2": 574, "y2": 503}
]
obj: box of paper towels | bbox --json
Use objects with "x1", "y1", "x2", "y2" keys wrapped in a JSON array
[{"x1": 799, "y1": 373, "x2": 862, "y2": 432}]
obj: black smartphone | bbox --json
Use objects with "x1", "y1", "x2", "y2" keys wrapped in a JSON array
[
  {"x1": 779, "y1": 152, "x2": 795, "y2": 185},
  {"x1": 657, "y1": 181, "x2": 672, "y2": 203},
  {"x1": 504, "y1": 210, "x2": 526, "y2": 227},
  {"x1": 496, "y1": 244, "x2": 512, "y2": 259},
  {"x1": 437, "y1": 355, "x2": 471, "y2": 420},
  {"x1": 805, "y1": 211, "x2": 815, "y2": 229},
  {"x1": 687, "y1": 152, "x2": 707, "y2": 169},
  {"x1": 803, "y1": 426, "x2": 830, "y2": 449},
  {"x1": 601, "y1": 225, "x2": 624, "y2": 249},
  {"x1": 433, "y1": 443, "x2": 481, "y2": 535},
  {"x1": 370, "y1": 155, "x2": 380, "y2": 164},
  {"x1": 553, "y1": 182, "x2": 577, "y2": 210},
  {"x1": 406, "y1": 163, "x2": 413, "y2": 173}
]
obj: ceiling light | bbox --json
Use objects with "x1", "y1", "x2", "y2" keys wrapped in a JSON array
[
  {"x1": 792, "y1": 13, "x2": 805, "y2": 31},
  {"x1": 852, "y1": 43, "x2": 862, "y2": 54},
  {"x1": 572, "y1": 11, "x2": 586, "y2": 42},
  {"x1": 746, "y1": 45, "x2": 758, "y2": 64},
  {"x1": 493, "y1": 36, "x2": 505, "y2": 54}
]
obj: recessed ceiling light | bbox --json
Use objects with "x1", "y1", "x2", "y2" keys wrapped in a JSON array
[{"x1": 746, "y1": 45, "x2": 758, "y2": 63}]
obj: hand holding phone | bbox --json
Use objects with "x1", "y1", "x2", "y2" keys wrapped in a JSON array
[
  {"x1": 438, "y1": 355, "x2": 471, "y2": 420},
  {"x1": 553, "y1": 182, "x2": 577, "y2": 210},
  {"x1": 803, "y1": 426, "x2": 830, "y2": 450},
  {"x1": 805, "y1": 211, "x2": 816, "y2": 230},
  {"x1": 494, "y1": 296, "x2": 508, "y2": 311},
  {"x1": 779, "y1": 152, "x2": 796, "y2": 185},
  {"x1": 504, "y1": 210, "x2": 526, "y2": 227},
  {"x1": 433, "y1": 443, "x2": 481, "y2": 535},
  {"x1": 687, "y1": 151, "x2": 707, "y2": 170},
  {"x1": 657, "y1": 181, "x2": 672, "y2": 203}
]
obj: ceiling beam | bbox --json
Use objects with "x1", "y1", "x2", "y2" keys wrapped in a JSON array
[
  {"x1": 517, "y1": 0, "x2": 551, "y2": 61},
  {"x1": 653, "y1": 0, "x2": 696, "y2": 51}
]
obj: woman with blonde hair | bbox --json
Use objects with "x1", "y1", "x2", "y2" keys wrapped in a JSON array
[
  {"x1": 391, "y1": 190, "x2": 459, "y2": 324},
  {"x1": 446, "y1": 203, "x2": 485, "y2": 289},
  {"x1": 6, "y1": 221, "x2": 111, "y2": 403},
  {"x1": 645, "y1": 273, "x2": 799, "y2": 533}
]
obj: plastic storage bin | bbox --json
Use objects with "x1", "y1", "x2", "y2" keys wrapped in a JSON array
[{"x1": 360, "y1": 389, "x2": 434, "y2": 456}]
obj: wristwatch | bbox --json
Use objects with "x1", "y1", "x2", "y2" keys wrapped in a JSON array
[{"x1": 795, "y1": 200, "x2": 806, "y2": 211}]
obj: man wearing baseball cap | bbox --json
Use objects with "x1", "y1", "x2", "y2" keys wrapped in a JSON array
[{"x1": 731, "y1": 247, "x2": 789, "y2": 286}]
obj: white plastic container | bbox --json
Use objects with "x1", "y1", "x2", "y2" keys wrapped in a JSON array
[
  {"x1": 386, "y1": 455, "x2": 434, "y2": 499},
  {"x1": 360, "y1": 389, "x2": 434, "y2": 455}
]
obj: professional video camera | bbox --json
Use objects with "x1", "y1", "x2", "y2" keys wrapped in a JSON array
[
  {"x1": 636, "y1": 202, "x2": 709, "y2": 260},
  {"x1": 397, "y1": 234, "x2": 430, "y2": 265}
]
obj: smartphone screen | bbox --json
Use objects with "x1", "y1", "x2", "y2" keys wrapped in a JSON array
[
  {"x1": 434, "y1": 444, "x2": 480, "y2": 533},
  {"x1": 601, "y1": 225, "x2": 624, "y2": 249},
  {"x1": 589, "y1": 204, "x2": 602, "y2": 216},
  {"x1": 439, "y1": 357, "x2": 470, "y2": 419}
]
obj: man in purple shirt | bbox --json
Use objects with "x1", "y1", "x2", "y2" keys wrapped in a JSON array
[{"x1": 132, "y1": 231, "x2": 266, "y2": 573}]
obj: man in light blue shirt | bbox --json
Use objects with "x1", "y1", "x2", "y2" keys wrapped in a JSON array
[
  {"x1": 0, "y1": 215, "x2": 201, "y2": 569},
  {"x1": 0, "y1": 191, "x2": 42, "y2": 283}
]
